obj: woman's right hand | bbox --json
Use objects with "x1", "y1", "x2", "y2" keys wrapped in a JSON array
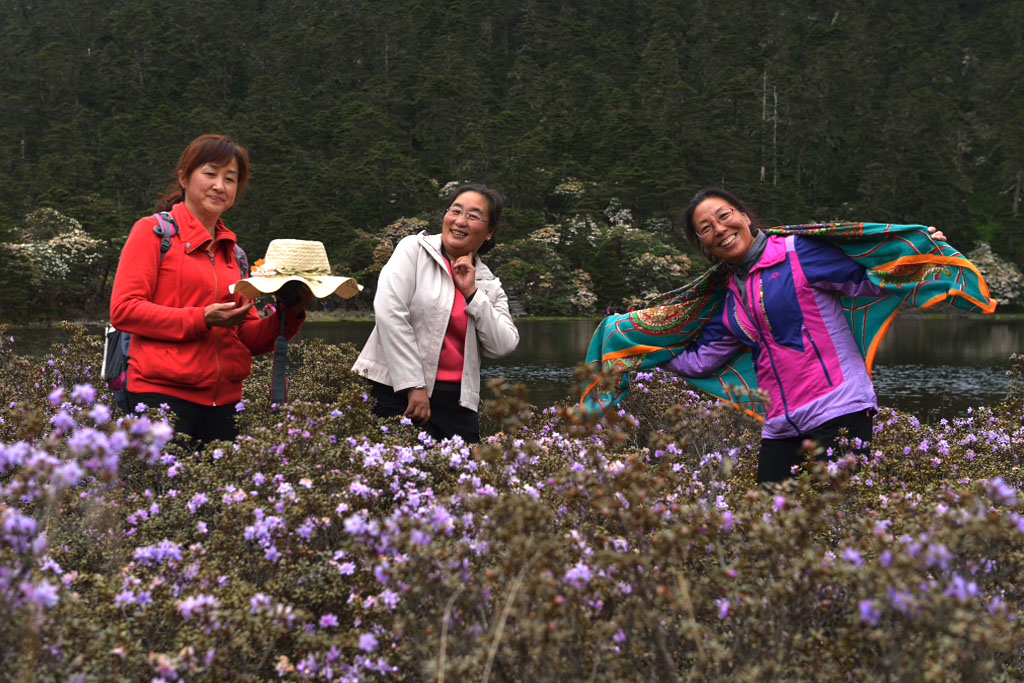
[
  {"x1": 404, "y1": 388, "x2": 431, "y2": 424},
  {"x1": 205, "y1": 301, "x2": 254, "y2": 328}
]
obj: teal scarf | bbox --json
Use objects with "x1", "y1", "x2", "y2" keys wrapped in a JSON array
[{"x1": 582, "y1": 223, "x2": 996, "y2": 416}]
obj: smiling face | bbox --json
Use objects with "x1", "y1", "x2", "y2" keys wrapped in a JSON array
[
  {"x1": 179, "y1": 159, "x2": 239, "y2": 231},
  {"x1": 692, "y1": 196, "x2": 754, "y2": 265},
  {"x1": 442, "y1": 190, "x2": 494, "y2": 260}
]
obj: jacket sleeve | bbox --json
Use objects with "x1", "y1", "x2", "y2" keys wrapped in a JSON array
[
  {"x1": 467, "y1": 272, "x2": 519, "y2": 359},
  {"x1": 372, "y1": 238, "x2": 429, "y2": 391},
  {"x1": 661, "y1": 311, "x2": 744, "y2": 378},
  {"x1": 797, "y1": 237, "x2": 884, "y2": 298},
  {"x1": 110, "y1": 218, "x2": 209, "y2": 341}
]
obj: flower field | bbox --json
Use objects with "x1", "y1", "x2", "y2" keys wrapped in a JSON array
[{"x1": 2, "y1": 323, "x2": 1024, "y2": 681}]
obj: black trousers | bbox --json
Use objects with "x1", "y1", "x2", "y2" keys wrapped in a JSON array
[
  {"x1": 125, "y1": 391, "x2": 238, "y2": 446},
  {"x1": 757, "y1": 409, "x2": 874, "y2": 483},
  {"x1": 370, "y1": 380, "x2": 480, "y2": 444}
]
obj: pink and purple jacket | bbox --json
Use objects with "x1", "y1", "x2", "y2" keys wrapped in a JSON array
[{"x1": 664, "y1": 235, "x2": 884, "y2": 439}]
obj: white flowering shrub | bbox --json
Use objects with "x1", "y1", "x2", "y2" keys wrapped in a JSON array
[
  {"x1": 568, "y1": 269, "x2": 598, "y2": 314},
  {"x1": 553, "y1": 178, "x2": 587, "y2": 199},
  {"x1": 528, "y1": 225, "x2": 562, "y2": 246},
  {"x1": 1, "y1": 209, "x2": 104, "y2": 314},
  {"x1": 604, "y1": 198, "x2": 634, "y2": 230},
  {"x1": 438, "y1": 180, "x2": 470, "y2": 199},
  {"x1": 966, "y1": 242, "x2": 1024, "y2": 307}
]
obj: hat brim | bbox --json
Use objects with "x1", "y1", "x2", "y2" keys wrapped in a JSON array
[{"x1": 230, "y1": 275, "x2": 362, "y2": 300}]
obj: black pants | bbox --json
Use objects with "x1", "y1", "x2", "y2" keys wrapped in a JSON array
[
  {"x1": 125, "y1": 391, "x2": 238, "y2": 446},
  {"x1": 757, "y1": 409, "x2": 874, "y2": 483},
  {"x1": 370, "y1": 381, "x2": 480, "y2": 444}
]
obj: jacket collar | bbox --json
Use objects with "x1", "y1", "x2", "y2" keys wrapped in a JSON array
[
  {"x1": 170, "y1": 202, "x2": 239, "y2": 254},
  {"x1": 745, "y1": 233, "x2": 789, "y2": 273},
  {"x1": 419, "y1": 231, "x2": 494, "y2": 279}
]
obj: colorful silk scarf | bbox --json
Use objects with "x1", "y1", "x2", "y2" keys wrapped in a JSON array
[{"x1": 582, "y1": 223, "x2": 996, "y2": 416}]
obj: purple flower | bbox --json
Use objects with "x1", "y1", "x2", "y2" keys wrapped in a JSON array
[
  {"x1": 178, "y1": 594, "x2": 218, "y2": 620},
  {"x1": 133, "y1": 539, "x2": 183, "y2": 566},
  {"x1": 21, "y1": 580, "x2": 59, "y2": 608},
  {"x1": 51, "y1": 410, "x2": 76, "y2": 432},
  {"x1": 343, "y1": 514, "x2": 366, "y2": 535},
  {"x1": 986, "y1": 477, "x2": 1018, "y2": 506},
  {"x1": 48, "y1": 387, "x2": 65, "y2": 405},
  {"x1": 773, "y1": 495, "x2": 786, "y2": 513},
  {"x1": 945, "y1": 575, "x2": 978, "y2": 603},
  {"x1": 52, "y1": 461, "x2": 84, "y2": 489},
  {"x1": 565, "y1": 561, "x2": 593, "y2": 590},
  {"x1": 379, "y1": 589, "x2": 399, "y2": 610},
  {"x1": 858, "y1": 599, "x2": 881, "y2": 627},
  {"x1": 187, "y1": 493, "x2": 208, "y2": 514},
  {"x1": 88, "y1": 404, "x2": 111, "y2": 425},
  {"x1": 716, "y1": 597, "x2": 730, "y2": 620},
  {"x1": 320, "y1": 613, "x2": 339, "y2": 629},
  {"x1": 887, "y1": 588, "x2": 914, "y2": 614},
  {"x1": 841, "y1": 548, "x2": 864, "y2": 567},
  {"x1": 250, "y1": 593, "x2": 272, "y2": 613},
  {"x1": 358, "y1": 633, "x2": 379, "y2": 653},
  {"x1": 114, "y1": 589, "x2": 136, "y2": 607},
  {"x1": 71, "y1": 384, "x2": 96, "y2": 405}
]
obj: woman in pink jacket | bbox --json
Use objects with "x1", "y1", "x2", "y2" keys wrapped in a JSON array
[
  {"x1": 664, "y1": 188, "x2": 944, "y2": 483},
  {"x1": 110, "y1": 134, "x2": 311, "y2": 444}
]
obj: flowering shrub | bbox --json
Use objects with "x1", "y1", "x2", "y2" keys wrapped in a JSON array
[
  {"x1": 1, "y1": 209, "x2": 105, "y2": 316},
  {"x1": 966, "y1": 242, "x2": 1024, "y2": 307},
  {"x1": 1, "y1": 324, "x2": 1023, "y2": 680}
]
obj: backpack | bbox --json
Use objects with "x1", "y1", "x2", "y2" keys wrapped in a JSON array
[{"x1": 102, "y1": 211, "x2": 249, "y2": 412}]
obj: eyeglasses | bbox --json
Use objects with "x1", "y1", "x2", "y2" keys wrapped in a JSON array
[
  {"x1": 447, "y1": 207, "x2": 489, "y2": 224},
  {"x1": 695, "y1": 207, "x2": 736, "y2": 237}
]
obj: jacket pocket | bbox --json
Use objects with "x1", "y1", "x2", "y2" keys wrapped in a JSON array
[
  {"x1": 803, "y1": 325, "x2": 834, "y2": 387},
  {"x1": 219, "y1": 332, "x2": 254, "y2": 383},
  {"x1": 134, "y1": 338, "x2": 217, "y2": 388}
]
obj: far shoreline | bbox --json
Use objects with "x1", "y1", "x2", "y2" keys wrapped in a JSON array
[{"x1": 4, "y1": 309, "x2": 1023, "y2": 329}]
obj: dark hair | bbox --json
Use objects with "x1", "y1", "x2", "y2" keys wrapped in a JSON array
[
  {"x1": 681, "y1": 187, "x2": 762, "y2": 248},
  {"x1": 157, "y1": 134, "x2": 251, "y2": 211},
  {"x1": 447, "y1": 183, "x2": 503, "y2": 255}
]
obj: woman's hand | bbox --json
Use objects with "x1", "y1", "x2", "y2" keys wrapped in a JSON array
[
  {"x1": 927, "y1": 226, "x2": 947, "y2": 242},
  {"x1": 205, "y1": 301, "x2": 255, "y2": 328},
  {"x1": 404, "y1": 388, "x2": 431, "y2": 424},
  {"x1": 451, "y1": 253, "x2": 477, "y2": 299}
]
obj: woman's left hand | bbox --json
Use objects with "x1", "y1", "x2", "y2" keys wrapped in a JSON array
[
  {"x1": 451, "y1": 253, "x2": 477, "y2": 298},
  {"x1": 927, "y1": 226, "x2": 947, "y2": 242}
]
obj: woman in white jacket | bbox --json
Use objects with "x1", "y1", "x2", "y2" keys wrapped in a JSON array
[{"x1": 352, "y1": 184, "x2": 519, "y2": 442}]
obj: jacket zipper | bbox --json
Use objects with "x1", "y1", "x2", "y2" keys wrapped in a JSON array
[
  {"x1": 744, "y1": 271, "x2": 800, "y2": 434},
  {"x1": 803, "y1": 325, "x2": 834, "y2": 387},
  {"x1": 211, "y1": 249, "x2": 221, "y2": 406}
]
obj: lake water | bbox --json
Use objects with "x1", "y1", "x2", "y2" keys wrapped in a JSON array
[
  {"x1": 8, "y1": 317, "x2": 1021, "y2": 422},
  {"x1": 292, "y1": 317, "x2": 1021, "y2": 422}
]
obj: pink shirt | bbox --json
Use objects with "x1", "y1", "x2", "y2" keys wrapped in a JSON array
[{"x1": 436, "y1": 256, "x2": 468, "y2": 382}]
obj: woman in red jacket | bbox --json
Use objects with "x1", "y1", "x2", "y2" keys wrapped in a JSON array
[{"x1": 110, "y1": 134, "x2": 311, "y2": 444}]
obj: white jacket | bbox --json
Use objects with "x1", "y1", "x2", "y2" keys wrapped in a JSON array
[{"x1": 351, "y1": 232, "x2": 519, "y2": 412}]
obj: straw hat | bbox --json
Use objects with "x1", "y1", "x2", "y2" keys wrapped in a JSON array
[{"x1": 231, "y1": 239, "x2": 361, "y2": 299}]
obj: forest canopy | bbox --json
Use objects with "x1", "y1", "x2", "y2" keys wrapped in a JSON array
[{"x1": 0, "y1": 0, "x2": 1022, "y2": 318}]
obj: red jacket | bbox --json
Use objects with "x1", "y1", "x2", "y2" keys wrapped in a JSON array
[{"x1": 110, "y1": 202, "x2": 303, "y2": 406}]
